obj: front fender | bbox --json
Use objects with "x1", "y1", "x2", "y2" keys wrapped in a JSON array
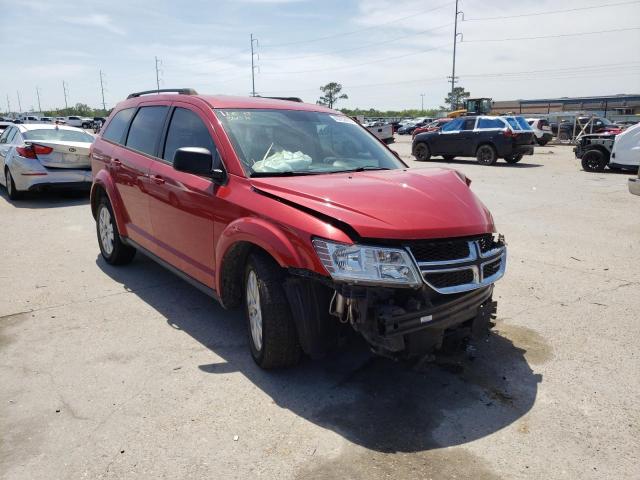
[
  {"x1": 215, "y1": 217, "x2": 320, "y2": 294},
  {"x1": 91, "y1": 171, "x2": 128, "y2": 237}
]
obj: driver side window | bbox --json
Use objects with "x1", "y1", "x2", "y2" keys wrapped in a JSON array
[{"x1": 163, "y1": 108, "x2": 217, "y2": 164}]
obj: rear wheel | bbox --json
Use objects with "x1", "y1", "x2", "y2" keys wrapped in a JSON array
[
  {"x1": 505, "y1": 153, "x2": 523, "y2": 164},
  {"x1": 536, "y1": 137, "x2": 549, "y2": 146},
  {"x1": 244, "y1": 253, "x2": 301, "y2": 369},
  {"x1": 96, "y1": 196, "x2": 136, "y2": 265},
  {"x1": 581, "y1": 150, "x2": 608, "y2": 173},
  {"x1": 5, "y1": 168, "x2": 22, "y2": 200},
  {"x1": 413, "y1": 142, "x2": 431, "y2": 161},
  {"x1": 476, "y1": 145, "x2": 497, "y2": 165}
]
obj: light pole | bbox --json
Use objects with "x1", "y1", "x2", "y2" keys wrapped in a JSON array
[{"x1": 420, "y1": 93, "x2": 425, "y2": 112}]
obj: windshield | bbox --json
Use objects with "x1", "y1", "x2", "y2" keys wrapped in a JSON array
[
  {"x1": 215, "y1": 109, "x2": 405, "y2": 176},
  {"x1": 23, "y1": 129, "x2": 95, "y2": 143}
]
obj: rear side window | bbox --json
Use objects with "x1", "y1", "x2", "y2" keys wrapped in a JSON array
[
  {"x1": 163, "y1": 108, "x2": 216, "y2": 163},
  {"x1": 102, "y1": 108, "x2": 135, "y2": 144},
  {"x1": 462, "y1": 118, "x2": 476, "y2": 131},
  {"x1": 515, "y1": 117, "x2": 533, "y2": 130},
  {"x1": 0, "y1": 127, "x2": 12, "y2": 144},
  {"x1": 477, "y1": 118, "x2": 505, "y2": 129},
  {"x1": 125, "y1": 106, "x2": 169, "y2": 156},
  {"x1": 504, "y1": 117, "x2": 521, "y2": 130}
]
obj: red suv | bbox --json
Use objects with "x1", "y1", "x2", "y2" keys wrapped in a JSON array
[{"x1": 90, "y1": 89, "x2": 506, "y2": 368}]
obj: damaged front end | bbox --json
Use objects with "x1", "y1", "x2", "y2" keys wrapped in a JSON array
[{"x1": 285, "y1": 234, "x2": 506, "y2": 359}]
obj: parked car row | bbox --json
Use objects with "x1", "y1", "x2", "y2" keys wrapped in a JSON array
[{"x1": 0, "y1": 115, "x2": 106, "y2": 129}]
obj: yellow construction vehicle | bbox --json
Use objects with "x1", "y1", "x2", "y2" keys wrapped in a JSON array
[{"x1": 447, "y1": 97, "x2": 493, "y2": 118}]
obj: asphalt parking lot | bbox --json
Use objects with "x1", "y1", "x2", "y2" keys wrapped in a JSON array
[{"x1": 1, "y1": 137, "x2": 638, "y2": 480}]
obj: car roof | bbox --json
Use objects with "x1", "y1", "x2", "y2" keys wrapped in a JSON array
[
  {"x1": 117, "y1": 93, "x2": 338, "y2": 114},
  {"x1": 16, "y1": 124, "x2": 88, "y2": 133}
]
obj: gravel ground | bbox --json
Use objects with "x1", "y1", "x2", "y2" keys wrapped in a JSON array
[{"x1": 1, "y1": 137, "x2": 638, "y2": 479}]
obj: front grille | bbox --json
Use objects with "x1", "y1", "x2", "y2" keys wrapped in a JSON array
[
  {"x1": 408, "y1": 235, "x2": 506, "y2": 294},
  {"x1": 408, "y1": 239, "x2": 470, "y2": 262},
  {"x1": 483, "y1": 259, "x2": 501, "y2": 278},
  {"x1": 424, "y1": 269, "x2": 474, "y2": 289}
]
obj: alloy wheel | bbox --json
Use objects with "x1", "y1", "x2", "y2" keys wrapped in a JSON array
[
  {"x1": 246, "y1": 270, "x2": 263, "y2": 351},
  {"x1": 98, "y1": 206, "x2": 115, "y2": 256}
]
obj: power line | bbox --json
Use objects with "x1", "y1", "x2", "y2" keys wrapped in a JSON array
[
  {"x1": 465, "y1": 26, "x2": 640, "y2": 43},
  {"x1": 262, "y1": 23, "x2": 452, "y2": 62},
  {"x1": 261, "y1": 1, "x2": 455, "y2": 48},
  {"x1": 261, "y1": 42, "x2": 451, "y2": 76},
  {"x1": 465, "y1": 0, "x2": 640, "y2": 21}
]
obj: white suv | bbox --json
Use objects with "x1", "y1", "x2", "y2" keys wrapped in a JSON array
[
  {"x1": 526, "y1": 118, "x2": 553, "y2": 146},
  {"x1": 65, "y1": 116, "x2": 93, "y2": 128}
]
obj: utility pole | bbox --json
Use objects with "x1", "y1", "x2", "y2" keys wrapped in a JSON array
[
  {"x1": 62, "y1": 81, "x2": 69, "y2": 110},
  {"x1": 6, "y1": 94, "x2": 11, "y2": 115},
  {"x1": 36, "y1": 87, "x2": 42, "y2": 112},
  {"x1": 99, "y1": 70, "x2": 107, "y2": 111},
  {"x1": 449, "y1": 0, "x2": 463, "y2": 110},
  {"x1": 16, "y1": 91, "x2": 22, "y2": 113},
  {"x1": 250, "y1": 34, "x2": 259, "y2": 97},
  {"x1": 420, "y1": 93, "x2": 425, "y2": 112},
  {"x1": 155, "y1": 56, "x2": 161, "y2": 93}
]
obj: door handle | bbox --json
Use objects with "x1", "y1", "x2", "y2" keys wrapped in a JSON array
[{"x1": 151, "y1": 175, "x2": 165, "y2": 185}]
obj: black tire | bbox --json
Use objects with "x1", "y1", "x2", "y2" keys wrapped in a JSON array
[
  {"x1": 504, "y1": 153, "x2": 523, "y2": 164},
  {"x1": 536, "y1": 138, "x2": 549, "y2": 146},
  {"x1": 96, "y1": 195, "x2": 136, "y2": 265},
  {"x1": 244, "y1": 252, "x2": 301, "y2": 369},
  {"x1": 476, "y1": 144, "x2": 498, "y2": 165},
  {"x1": 581, "y1": 150, "x2": 608, "y2": 173},
  {"x1": 5, "y1": 168, "x2": 22, "y2": 200},
  {"x1": 442, "y1": 155, "x2": 455, "y2": 161},
  {"x1": 413, "y1": 142, "x2": 431, "y2": 161}
]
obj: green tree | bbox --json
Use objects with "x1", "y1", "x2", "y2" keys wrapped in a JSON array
[
  {"x1": 317, "y1": 82, "x2": 348, "y2": 109},
  {"x1": 443, "y1": 86, "x2": 470, "y2": 110}
]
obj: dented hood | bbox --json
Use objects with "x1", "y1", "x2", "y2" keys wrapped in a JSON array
[{"x1": 250, "y1": 168, "x2": 495, "y2": 240}]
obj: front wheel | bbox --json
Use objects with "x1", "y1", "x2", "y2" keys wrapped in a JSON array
[
  {"x1": 476, "y1": 145, "x2": 498, "y2": 165},
  {"x1": 413, "y1": 142, "x2": 431, "y2": 161},
  {"x1": 96, "y1": 196, "x2": 136, "y2": 265},
  {"x1": 505, "y1": 153, "x2": 523, "y2": 164},
  {"x1": 244, "y1": 253, "x2": 301, "y2": 369},
  {"x1": 581, "y1": 150, "x2": 608, "y2": 173}
]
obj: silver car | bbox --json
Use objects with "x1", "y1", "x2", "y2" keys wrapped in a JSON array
[{"x1": 0, "y1": 124, "x2": 94, "y2": 199}]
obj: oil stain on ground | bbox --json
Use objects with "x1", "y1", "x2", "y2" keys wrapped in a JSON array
[
  {"x1": 296, "y1": 446, "x2": 501, "y2": 480},
  {"x1": 493, "y1": 322, "x2": 553, "y2": 365}
]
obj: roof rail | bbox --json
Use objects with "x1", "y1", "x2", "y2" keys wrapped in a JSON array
[
  {"x1": 127, "y1": 88, "x2": 198, "y2": 99},
  {"x1": 259, "y1": 96, "x2": 303, "y2": 103}
]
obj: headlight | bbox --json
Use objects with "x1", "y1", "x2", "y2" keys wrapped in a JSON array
[{"x1": 312, "y1": 239, "x2": 421, "y2": 287}]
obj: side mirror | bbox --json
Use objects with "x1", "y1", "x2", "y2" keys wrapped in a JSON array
[{"x1": 173, "y1": 147, "x2": 226, "y2": 183}]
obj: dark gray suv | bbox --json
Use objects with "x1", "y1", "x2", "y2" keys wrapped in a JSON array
[{"x1": 412, "y1": 116, "x2": 535, "y2": 166}]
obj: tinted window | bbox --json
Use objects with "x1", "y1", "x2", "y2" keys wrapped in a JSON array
[
  {"x1": 504, "y1": 117, "x2": 522, "y2": 130},
  {"x1": 163, "y1": 108, "x2": 215, "y2": 163},
  {"x1": 126, "y1": 106, "x2": 169, "y2": 156},
  {"x1": 515, "y1": 117, "x2": 533, "y2": 130},
  {"x1": 24, "y1": 129, "x2": 95, "y2": 143},
  {"x1": 462, "y1": 118, "x2": 476, "y2": 131},
  {"x1": 102, "y1": 108, "x2": 135, "y2": 144},
  {"x1": 477, "y1": 118, "x2": 505, "y2": 129},
  {"x1": 441, "y1": 118, "x2": 464, "y2": 132}
]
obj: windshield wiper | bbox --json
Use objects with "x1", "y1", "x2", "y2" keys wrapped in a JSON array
[
  {"x1": 330, "y1": 166, "x2": 391, "y2": 173},
  {"x1": 249, "y1": 171, "x2": 322, "y2": 177}
]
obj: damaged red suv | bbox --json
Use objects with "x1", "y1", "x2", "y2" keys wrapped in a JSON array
[{"x1": 90, "y1": 89, "x2": 506, "y2": 368}]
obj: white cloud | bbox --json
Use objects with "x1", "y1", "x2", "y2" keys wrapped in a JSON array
[{"x1": 62, "y1": 13, "x2": 125, "y2": 36}]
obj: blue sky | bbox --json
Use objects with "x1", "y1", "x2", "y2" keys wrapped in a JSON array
[{"x1": 1, "y1": 0, "x2": 639, "y2": 112}]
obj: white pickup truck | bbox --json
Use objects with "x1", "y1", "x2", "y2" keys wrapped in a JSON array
[
  {"x1": 65, "y1": 116, "x2": 94, "y2": 128},
  {"x1": 366, "y1": 121, "x2": 394, "y2": 144}
]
